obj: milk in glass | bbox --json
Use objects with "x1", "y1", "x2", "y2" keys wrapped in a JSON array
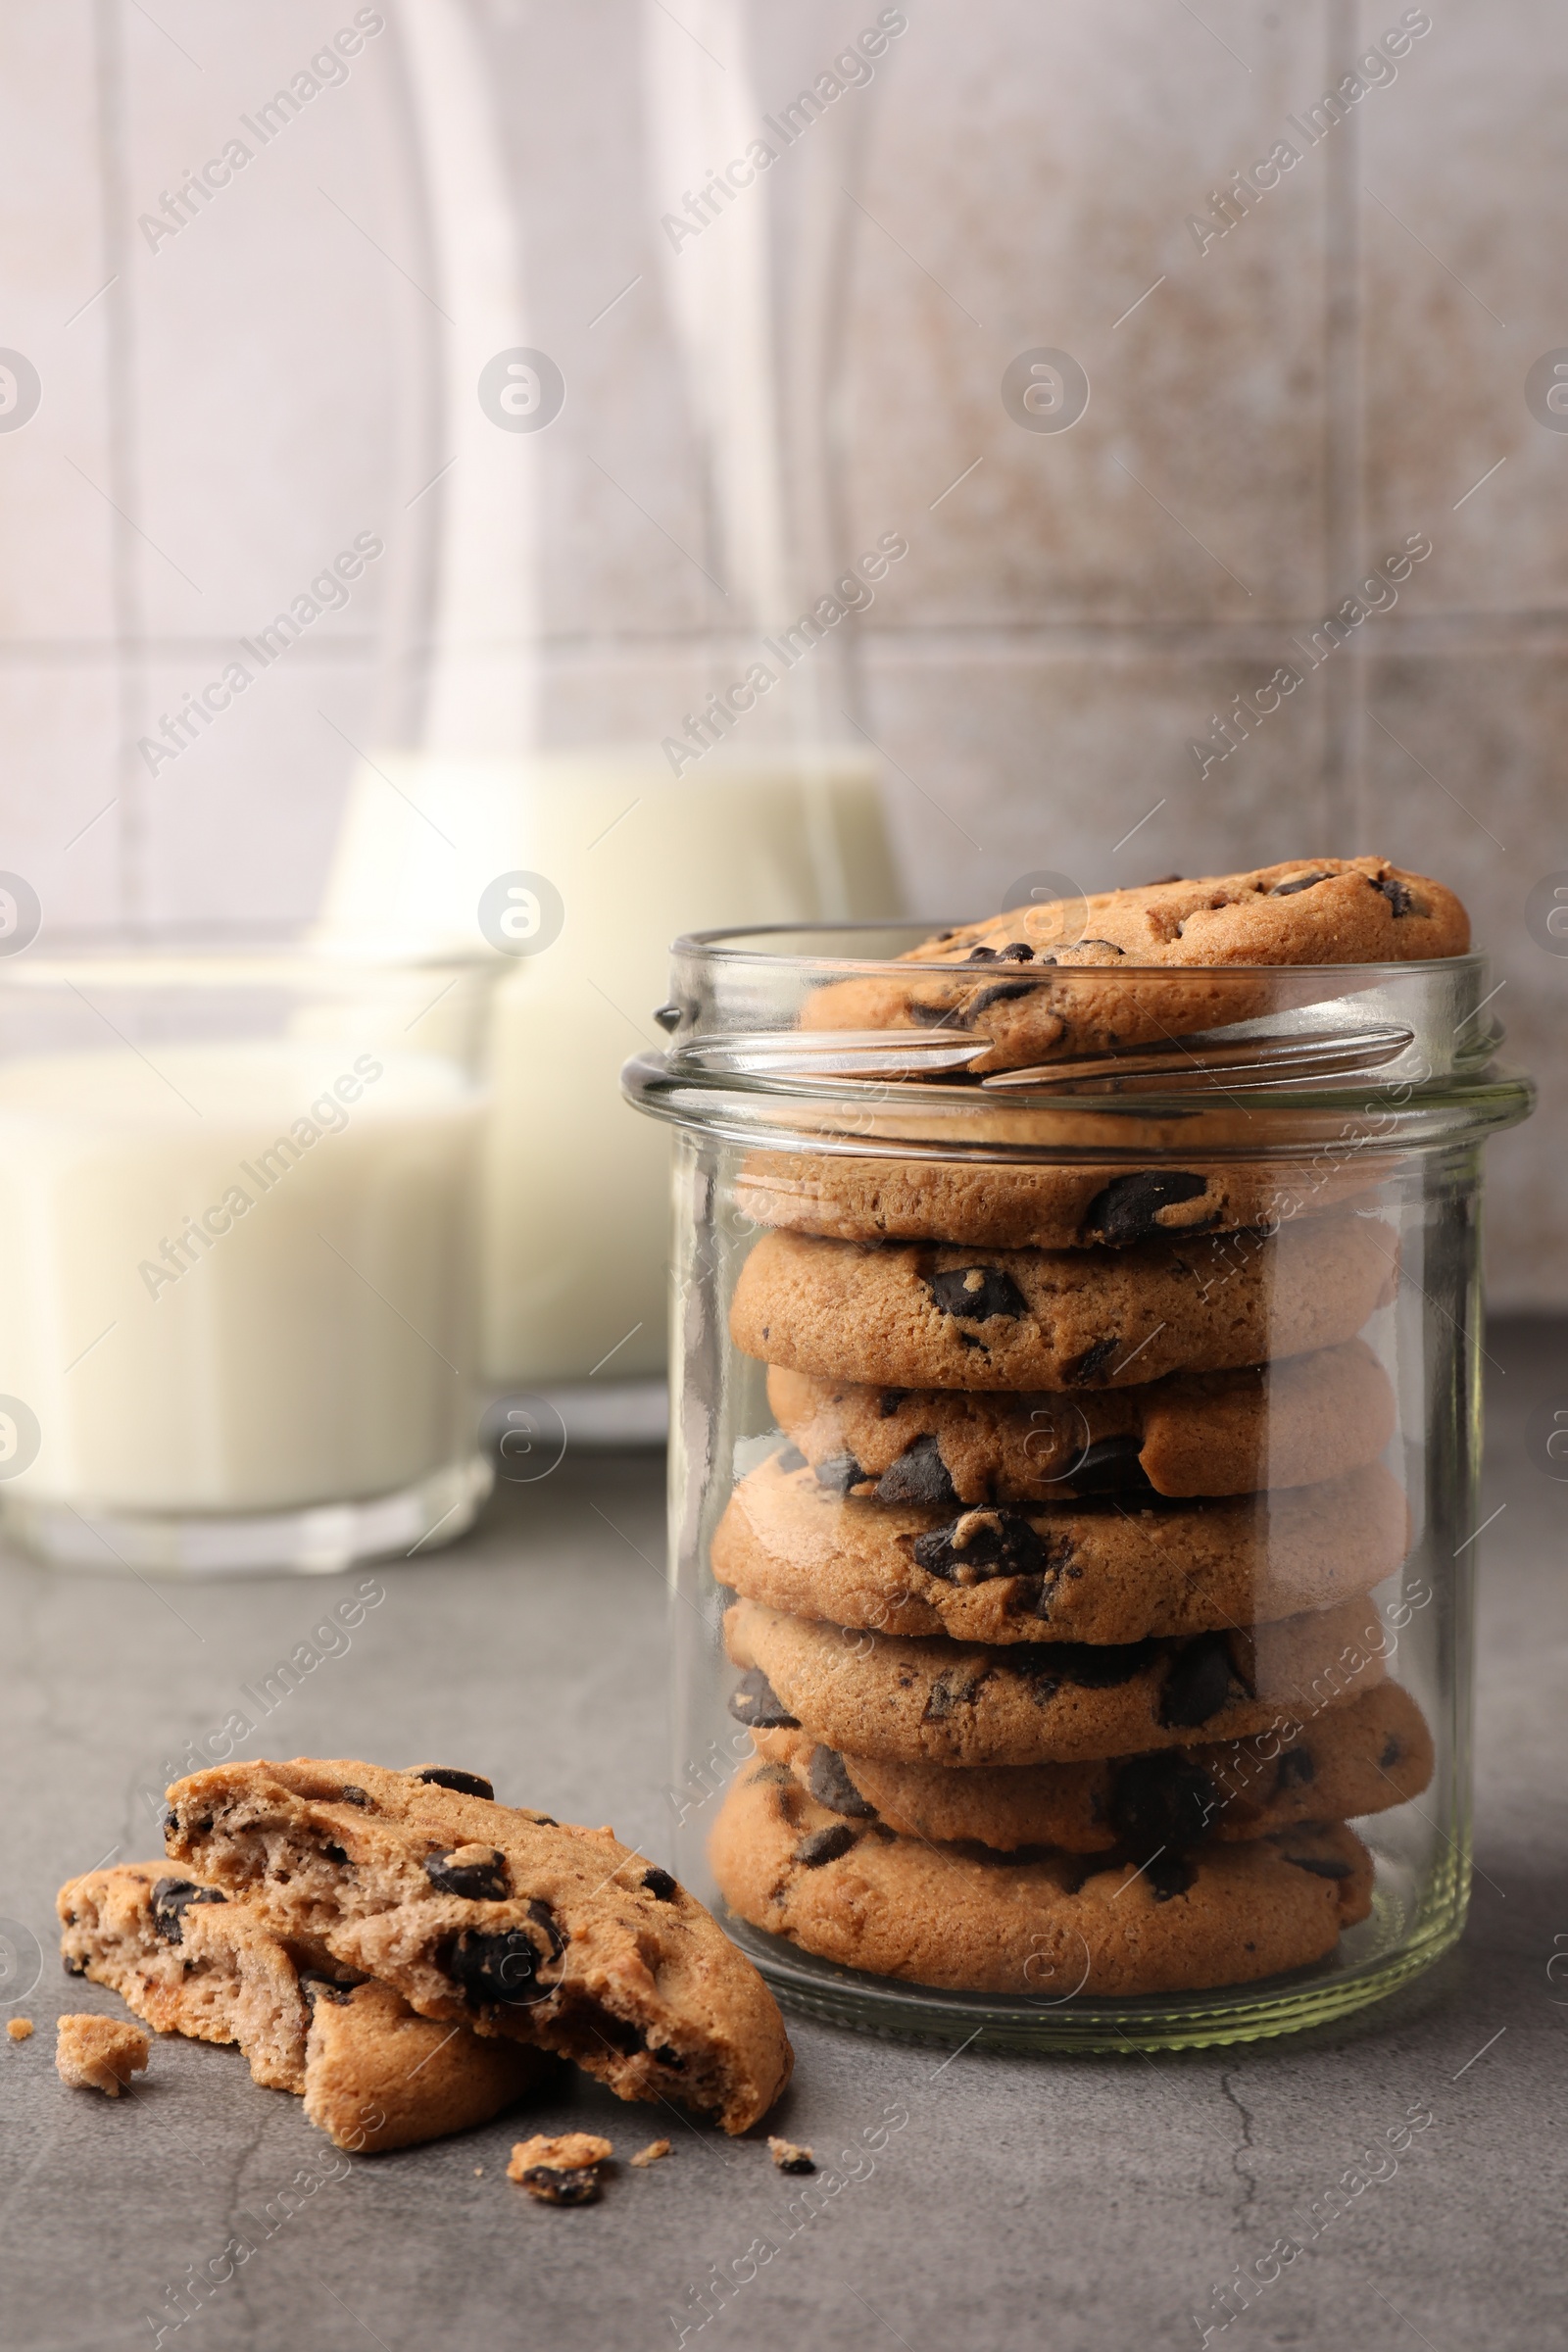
[{"x1": 0, "y1": 1041, "x2": 480, "y2": 1516}]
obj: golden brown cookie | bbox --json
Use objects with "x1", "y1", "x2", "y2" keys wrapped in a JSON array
[
  {"x1": 731, "y1": 1218, "x2": 1396, "y2": 1392},
  {"x1": 766, "y1": 1342, "x2": 1396, "y2": 1501},
  {"x1": 724, "y1": 1591, "x2": 1392, "y2": 1767},
  {"x1": 754, "y1": 1680, "x2": 1433, "y2": 1852},
  {"x1": 805, "y1": 858, "x2": 1468, "y2": 1074},
  {"x1": 56, "y1": 1862, "x2": 542, "y2": 2149},
  {"x1": 710, "y1": 1764, "x2": 1375, "y2": 1995},
  {"x1": 161, "y1": 1758, "x2": 792, "y2": 2134},
  {"x1": 712, "y1": 1450, "x2": 1407, "y2": 1645},
  {"x1": 736, "y1": 1152, "x2": 1375, "y2": 1253}
]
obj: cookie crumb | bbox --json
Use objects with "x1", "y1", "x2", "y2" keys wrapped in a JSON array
[
  {"x1": 473, "y1": 2167, "x2": 484, "y2": 2176},
  {"x1": 767, "y1": 2135, "x2": 815, "y2": 2174},
  {"x1": 630, "y1": 2139, "x2": 670, "y2": 2167},
  {"x1": 56, "y1": 2015, "x2": 148, "y2": 2096},
  {"x1": 7, "y1": 2018, "x2": 34, "y2": 2042},
  {"x1": 508, "y1": 2132, "x2": 612, "y2": 2206}
]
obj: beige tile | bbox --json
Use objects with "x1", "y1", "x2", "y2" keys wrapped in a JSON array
[
  {"x1": 0, "y1": 0, "x2": 116, "y2": 642},
  {"x1": 0, "y1": 664, "x2": 122, "y2": 927},
  {"x1": 137, "y1": 648, "x2": 376, "y2": 924},
  {"x1": 1364, "y1": 643, "x2": 1568, "y2": 1305},
  {"x1": 860, "y1": 633, "x2": 1339, "y2": 916},
  {"x1": 838, "y1": 0, "x2": 1334, "y2": 628},
  {"x1": 1360, "y1": 0, "x2": 1568, "y2": 614}
]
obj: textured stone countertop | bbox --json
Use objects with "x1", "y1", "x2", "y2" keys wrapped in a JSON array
[{"x1": 1, "y1": 1325, "x2": 1558, "y2": 2352}]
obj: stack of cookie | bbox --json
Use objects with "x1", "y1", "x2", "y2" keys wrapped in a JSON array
[{"x1": 706, "y1": 860, "x2": 1461, "y2": 2000}]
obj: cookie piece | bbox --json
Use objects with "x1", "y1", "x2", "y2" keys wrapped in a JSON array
[
  {"x1": 767, "y1": 1343, "x2": 1396, "y2": 1501},
  {"x1": 55, "y1": 2014, "x2": 149, "y2": 2096},
  {"x1": 731, "y1": 1219, "x2": 1396, "y2": 1393},
  {"x1": 805, "y1": 859, "x2": 1468, "y2": 1074},
  {"x1": 507, "y1": 2132, "x2": 612, "y2": 2204},
  {"x1": 755, "y1": 1681, "x2": 1433, "y2": 1852},
  {"x1": 57, "y1": 1863, "x2": 542, "y2": 2149},
  {"x1": 725, "y1": 1592, "x2": 1391, "y2": 1767},
  {"x1": 712, "y1": 1451, "x2": 1407, "y2": 1644},
  {"x1": 710, "y1": 1766, "x2": 1374, "y2": 1995},
  {"x1": 736, "y1": 1153, "x2": 1375, "y2": 1253},
  {"x1": 161, "y1": 1759, "x2": 792, "y2": 2134},
  {"x1": 59, "y1": 1863, "x2": 310, "y2": 2089}
]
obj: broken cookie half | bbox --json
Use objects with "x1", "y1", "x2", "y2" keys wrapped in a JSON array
[
  {"x1": 160, "y1": 1756, "x2": 793, "y2": 2133},
  {"x1": 57, "y1": 1862, "x2": 540, "y2": 2151}
]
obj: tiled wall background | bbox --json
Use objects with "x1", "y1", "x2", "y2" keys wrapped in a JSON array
[{"x1": 1, "y1": 0, "x2": 1563, "y2": 1300}]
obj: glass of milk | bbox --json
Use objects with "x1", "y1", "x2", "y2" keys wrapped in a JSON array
[{"x1": 0, "y1": 939, "x2": 498, "y2": 1575}]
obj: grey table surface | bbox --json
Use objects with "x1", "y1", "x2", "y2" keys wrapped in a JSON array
[{"x1": 2, "y1": 1322, "x2": 1562, "y2": 2352}]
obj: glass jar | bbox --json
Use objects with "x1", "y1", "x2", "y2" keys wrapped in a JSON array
[
  {"x1": 625, "y1": 925, "x2": 1533, "y2": 2048},
  {"x1": 0, "y1": 936, "x2": 498, "y2": 1576}
]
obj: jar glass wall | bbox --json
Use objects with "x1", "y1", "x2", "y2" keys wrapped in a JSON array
[{"x1": 628, "y1": 928, "x2": 1533, "y2": 2048}]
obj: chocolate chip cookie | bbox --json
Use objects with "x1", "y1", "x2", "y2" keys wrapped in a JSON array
[
  {"x1": 752, "y1": 1680, "x2": 1433, "y2": 1852},
  {"x1": 712, "y1": 1450, "x2": 1407, "y2": 1645},
  {"x1": 804, "y1": 859, "x2": 1468, "y2": 1074},
  {"x1": 161, "y1": 1759, "x2": 792, "y2": 2134},
  {"x1": 725, "y1": 1592, "x2": 1391, "y2": 1766},
  {"x1": 57, "y1": 1862, "x2": 543, "y2": 2149},
  {"x1": 731, "y1": 1218, "x2": 1396, "y2": 1392},
  {"x1": 736, "y1": 1152, "x2": 1374, "y2": 1253},
  {"x1": 710, "y1": 1765, "x2": 1375, "y2": 1995},
  {"x1": 767, "y1": 1340, "x2": 1396, "y2": 1501}
]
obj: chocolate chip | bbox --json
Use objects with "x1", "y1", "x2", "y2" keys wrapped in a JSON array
[
  {"x1": 1269, "y1": 872, "x2": 1331, "y2": 896},
  {"x1": 1158, "y1": 1634, "x2": 1242, "y2": 1729},
  {"x1": 1067, "y1": 1335, "x2": 1120, "y2": 1385},
  {"x1": 1379, "y1": 1736, "x2": 1402, "y2": 1769},
  {"x1": 1372, "y1": 874, "x2": 1417, "y2": 917},
  {"x1": 1138, "y1": 876, "x2": 1183, "y2": 889},
  {"x1": 1108, "y1": 1754, "x2": 1219, "y2": 1848},
  {"x1": 425, "y1": 1846, "x2": 510, "y2": 1900},
  {"x1": 63, "y1": 1955, "x2": 87, "y2": 1977},
  {"x1": 812, "y1": 1449, "x2": 865, "y2": 1496},
  {"x1": 1145, "y1": 1851, "x2": 1197, "y2": 1903},
  {"x1": 1083, "y1": 1170, "x2": 1210, "y2": 1247},
  {"x1": 875, "y1": 1434, "x2": 959, "y2": 1508},
  {"x1": 911, "y1": 1507, "x2": 1058, "y2": 1586},
  {"x1": 445, "y1": 1917, "x2": 558, "y2": 2008},
  {"x1": 920, "y1": 1661, "x2": 996, "y2": 1720},
  {"x1": 795, "y1": 1824, "x2": 858, "y2": 1868},
  {"x1": 414, "y1": 1767, "x2": 496, "y2": 1800},
  {"x1": 1285, "y1": 1853, "x2": 1354, "y2": 1880},
  {"x1": 1028, "y1": 1638, "x2": 1159, "y2": 1690},
  {"x1": 728, "y1": 1668, "x2": 801, "y2": 1731},
  {"x1": 926, "y1": 1265, "x2": 1027, "y2": 1320},
  {"x1": 908, "y1": 1000, "x2": 962, "y2": 1028},
  {"x1": 965, "y1": 945, "x2": 1000, "y2": 962},
  {"x1": 151, "y1": 1878, "x2": 227, "y2": 1945},
  {"x1": 520, "y1": 2166, "x2": 602, "y2": 2205},
  {"x1": 1062, "y1": 1436, "x2": 1155, "y2": 1498},
  {"x1": 806, "y1": 1747, "x2": 877, "y2": 1820},
  {"x1": 997, "y1": 941, "x2": 1035, "y2": 962},
  {"x1": 969, "y1": 979, "x2": 1042, "y2": 1014},
  {"x1": 1275, "y1": 1746, "x2": 1315, "y2": 1788},
  {"x1": 321, "y1": 1842, "x2": 348, "y2": 1866},
  {"x1": 339, "y1": 1787, "x2": 370, "y2": 1808},
  {"x1": 1073, "y1": 939, "x2": 1126, "y2": 955},
  {"x1": 299, "y1": 1972, "x2": 353, "y2": 2008},
  {"x1": 775, "y1": 1443, "x2": 808, "y2": 1474},
  {"x1": 641, "y1": 1868, "x2": 678, "y2": 1900},
  {"x1": 878, "y1": 1389, "x2": 908, "y2": 1417}
]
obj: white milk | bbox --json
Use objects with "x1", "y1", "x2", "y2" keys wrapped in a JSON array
[
  {"x1": 0, "y1": 1043, "x2": 480, "y2": 1515},
  {"x1": 318, "y1": 748, "x2": 901, "y2": 1385}
]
